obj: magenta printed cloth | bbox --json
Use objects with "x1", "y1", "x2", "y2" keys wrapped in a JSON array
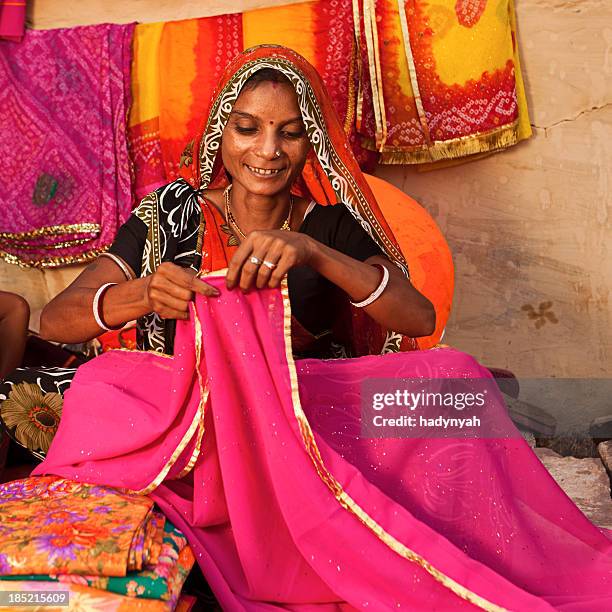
[
  {"x1": 0, "y1": 23, "x2": 134, "y2": 267},
  {"x1": 0, "y1": 1, "x2": 25, "y2": 42},
  {"x1": 34, "y1": 276, "x2": 612, "y2": 610}
]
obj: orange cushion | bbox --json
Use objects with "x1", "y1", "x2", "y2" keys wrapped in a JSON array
[{"x1": 364, "y1": 174, "x2": 454, "y2": 349}]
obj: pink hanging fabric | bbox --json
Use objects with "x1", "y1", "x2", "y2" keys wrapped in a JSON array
[
  {"x1": 0, "y1": 24, "x2": 134, "y2": 267},
  {"x1": 34, "y1": 275, "x2": 612, "y2": 610},
  {"x1": 0, "y1": 1, "x2": 25, "y2": 42}
]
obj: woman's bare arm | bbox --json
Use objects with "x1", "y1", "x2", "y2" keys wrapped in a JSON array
[
  {"x1": 0, "y1": 292, "x2": 29, "y2": 378},
  {"x1": 309, "y1": 248, "x2": 435, "y2": 338},
  {"x1": 40, "y1": 259, "x2": 218, "y2": 344},
  {"x1": 226, "y1": 230, "x2": 436, "y2": 338},
  {"x1": 39, "y1": 257, "x2": 147, "y2": 343}
]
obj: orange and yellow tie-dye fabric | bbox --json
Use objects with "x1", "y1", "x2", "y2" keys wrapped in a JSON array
[
  {"x1": 126, "y1": 0, "x2": 530, "y2": 190},
  {"x1": 355, "y1": 0, "x2": 531, "y2": 163}
]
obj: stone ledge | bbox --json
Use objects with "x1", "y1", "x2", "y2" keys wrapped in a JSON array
[{"x1": 534, "y1": 447, "x2": 612, "y2": 529}]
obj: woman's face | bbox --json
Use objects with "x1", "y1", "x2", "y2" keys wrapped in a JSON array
[{"x1": 221, "y1": 79, "x2": 311, "y2": 198}]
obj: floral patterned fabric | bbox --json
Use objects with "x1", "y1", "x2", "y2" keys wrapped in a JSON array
[
  {"x1": 0, "y1": 476, "x2": 160, "y2": 577},
  {"x1": 0, "y1": 579, "x2": 185, "y2": 611},
  {"x1": 1, "y1": 518, "x2": 194, "y2": 601}
]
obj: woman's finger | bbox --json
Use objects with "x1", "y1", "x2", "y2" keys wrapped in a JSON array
[
  {"x1": 226, "y1": 235, "x2": 255, "y2": 289},
  {"x1": 156, "y1": 264, "x2": 219, "y2": 297},
  {"x1": 191, "y1": 278, "x2": 220, "y2": 297},
  {"x1": 153, "y1": 276, "x2": 194, "y2": 302},
  {"x1": 148, "y1": 287, "x2": 192, "y2": 312},
  {"x1": 267, "y1": 252, "x2": 293, "y2": 289},
  {"x1": 164, "y1": 265, "x2": 206, "y2": 292},
  {"x1": 238, "y1": 248, "x2": 269, "y2": 292},
  {"x1": 255, "y1": 244, "x2": 283, "y2": 289},
  {"x1": 158, "y1": 307, "x2": 190, "y2": 321}
]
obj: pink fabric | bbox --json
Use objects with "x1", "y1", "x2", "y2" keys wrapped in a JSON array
[
  {"x1": 35, "y1": 277, "x2": 612, "y2": 610},
  {"x1": 0, "y1": 1, "x2": 25, "y2": 42},
  {"x1": 0, "y1": 24, "x2": 134, "y2": 266}
]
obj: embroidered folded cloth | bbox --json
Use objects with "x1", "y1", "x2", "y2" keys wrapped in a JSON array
[
  {"x1": 0, "y1": 477, "x2": 162, "y2": 577},
  {"x1": 0, "y1": 23, "x2": 134, "y2": 268},
  {"x1": 0, "y1": 518, "x2": 195, "y2": 601}
]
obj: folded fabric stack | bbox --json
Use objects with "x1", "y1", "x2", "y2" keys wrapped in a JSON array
[{"x1": 0, "y1": 476, "x2": 195, "y2": 611}]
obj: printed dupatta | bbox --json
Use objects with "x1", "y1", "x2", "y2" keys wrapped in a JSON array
[{"x1": 133, "y1": 45, "x2": 418, "y2": 355}]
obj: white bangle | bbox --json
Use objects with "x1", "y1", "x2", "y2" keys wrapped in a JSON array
[
  {"x1": 92, "y1": 283, "x2": 118, "y2": 331},
  {"x1": 350, "y1": 264, "x2": 389, "y2": 308},
  {"x1": 99, "y1": 252, "x2": 134, "y2": 281}
]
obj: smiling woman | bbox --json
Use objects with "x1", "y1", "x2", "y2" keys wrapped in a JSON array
[
  {"x1": 33, "y1": 58, "x2": 435, "y2": 356},
  {"x1": 1, "y1": 46, "x2": 435, "y2": 461},
  {"x1": 3, "y1": 45, "x2": 610, "y2": 611}
]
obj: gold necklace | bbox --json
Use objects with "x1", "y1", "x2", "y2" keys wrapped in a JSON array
[{"x1": 223, "y1": 184, "x2": 292, "y2": 240}]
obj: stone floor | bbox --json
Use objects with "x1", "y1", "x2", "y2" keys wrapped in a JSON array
[{"x1": 526, "y1": 433, "x2": 612, "y2": 529}]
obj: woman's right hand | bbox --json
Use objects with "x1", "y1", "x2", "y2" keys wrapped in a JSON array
[{"x1": 143, "y1": 262, "x2": 219, "y2": 320}]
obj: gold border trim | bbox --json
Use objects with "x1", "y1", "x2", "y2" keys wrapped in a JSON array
[
  {"x1": 174, "y1": 308, "x2": 208, "y2": 479},
  {"x1": 0, "y1": 223, "x2": 100, "y2": 241},
  {"x1": 1, "y1": 237, "x2": 94, "y2": 251},
  {"x1": 197, "y1": 266, "x2": 229, "y2": 279},
  {"x1": 0, "y1": 246, "x2": 110, "y2": 269},
  {"x1": 363, "y1": 0, "x2": 387, "y2": 148},
  {"x1": 278, "y1": 278, "x2": 508, "y2": 611},
  {"x1": 351, "y1": 0, "x2": 365, "y2": 132},
  {"x1": 508, "y1": 0, "x2": 532, "y2": 141},
  {"x1": 364, "y1": 120, "x2": 520, "y2": 164},
  {"x1": 108, "y1": 346, "x2": 174, "y2": 359},
  {"x1": 132, "y1": 303, "x2": 208, "y2": 495},
  {"x1": 344, "y1": 36, "x2": 358, "y2": 135},
  {"x1": 397, "y1": 0, "x2": 431, "y2": 145}
]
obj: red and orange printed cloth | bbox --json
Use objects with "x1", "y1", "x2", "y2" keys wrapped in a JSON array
[{"x1": 128, "y1": 0, "x2": 530, "y2": 199}]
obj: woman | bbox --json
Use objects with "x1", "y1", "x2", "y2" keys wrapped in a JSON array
[
  {"x1": 6, "y1": 46, "x2": 612, "y2": 610},
  {"x1": 37, "y1": 64, "x2": 434, "y2": 356},
  {"x1": 0, "y1": 50, "x2": 434, "y2": 458}
]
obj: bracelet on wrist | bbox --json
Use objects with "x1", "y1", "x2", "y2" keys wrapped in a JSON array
[
  {"x1": 92, "y1": 283, "x2": 122, "y2": 331},
  {"x1": 350, "y1": 263, "x2": 389, "y2": 308}
]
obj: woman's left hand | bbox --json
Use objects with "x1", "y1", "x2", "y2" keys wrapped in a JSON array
[{"x1": 226, "y1": 230, "x2": 316, "y2": 291}]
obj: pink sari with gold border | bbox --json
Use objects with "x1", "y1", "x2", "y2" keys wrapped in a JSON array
[
  {"x1": 34, "y1": 47, "x2": 612, "y2": 609},
  {"x1": 35, "y1": 276, "x2": 612, "y2": 610}
]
